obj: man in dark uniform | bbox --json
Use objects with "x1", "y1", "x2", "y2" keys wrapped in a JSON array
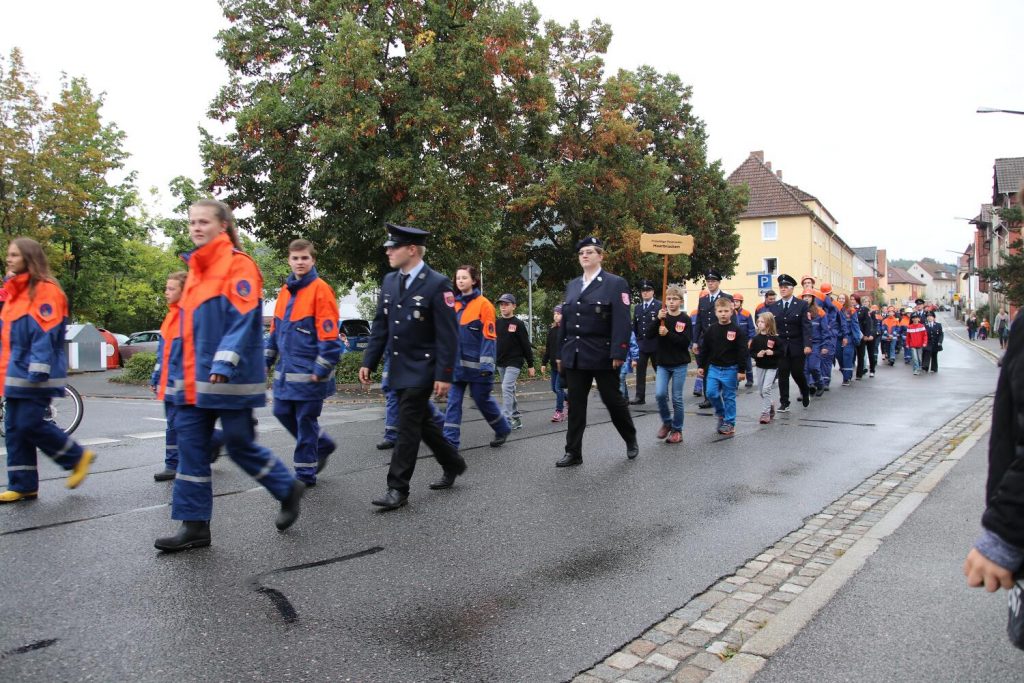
[
  {"x1": 555, "y1": 236, "x2": 639, "y2": 467},
  {"x1": 691, "y1": 270, "x2": 729, "y2": 410},
  {"x1": 359, "y1": 224, "x2": 467, "y2": 509},
  {"x1": 630, "y1": 279, "x2": 661, "y2": 405},
  {"x1": 767, "y1": 274, "x2": 812, "y2": 411}
]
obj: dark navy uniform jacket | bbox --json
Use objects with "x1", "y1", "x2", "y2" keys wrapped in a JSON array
[
  {"x1": 767, "y1": 298, "x2": 813, "y2": 358},
  {"x1": 633, "y1": 298, "x2": 662, "y2": 354},
  {"x1": 362, "y1": 264, "x2": 458, "y2": 390},
  {"x1": 692, "y1": 290, "x2": 730, "y2": 349},
  {"x1": 559, "y1": 269, "x2": 632, "y2": 370}
]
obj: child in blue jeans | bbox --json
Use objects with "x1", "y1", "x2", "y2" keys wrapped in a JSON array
[
  {"x1": 649, "y1": 286, "x2": 692, "y2": 444},
  {"x1": 697, "y1": 297, "x2": 748, "y2": 436}
]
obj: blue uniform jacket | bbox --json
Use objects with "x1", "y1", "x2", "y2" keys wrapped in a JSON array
[
  {"x1": 362, "y1": 263, "x2": 458, "y2": 390},
  {"x1": 174, "y1": 233, "x2": 268, "y2": 410},
  {"x1": 559, "y1": 269, "x2": 632, "y2": 370},
  {"x1": 692, "y1": 291, "x2": 730, "y2": 348},
  {"x1": 767, "y1": 298, "x2": 814, "y2": 358},
  {"x1": 632, "y1": 298, "x2": 662, "y2": 354},
  {"x1": 0, "y1": 274, "x2": 69, "y2": 399},
  {"x1": 453, "y1": 289, "x2": 498, "y2": 383},
  {"x1": 266, "y1": 268, "x2": 342, "y2": 401}
]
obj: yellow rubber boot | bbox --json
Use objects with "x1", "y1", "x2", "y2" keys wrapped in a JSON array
[
  {"x1": 66, "y1": 450, "x2": 96, "y2": 489},
  {"x1": 0, "y1": 490, "x2": 38, "y2": 503}
]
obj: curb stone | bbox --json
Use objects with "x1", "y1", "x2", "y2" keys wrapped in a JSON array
[{"x1": 570, "y1": 396, "x2": 992, "y2": 683}]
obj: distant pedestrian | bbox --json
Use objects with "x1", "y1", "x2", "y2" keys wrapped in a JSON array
[
  {"x1": 905, "y1": 313, "x2": 927, "y2": 375},
  {"x1": 649, "y1": 285, "x2": 692, "y2": 444},
  {"x1": 733, "y1": 293, "x2": 756, "y2": 388},
  {"x1": 495, "y1": 293, "x2": 535, "y2": 430},
  {"x1": 967, "y1": 313, "x2": 978, "y2": 341},
  {"x1": 619, "y1": 331, "x2": 640, "y2": 401},
  {"x1": 692, "y1": 270, "x2": 730, "y2": 410},
  {"x1": 979, "y1": 318, "x2": 990, "y2": 341},
  {"x1": 630, "y1": 279, "x2": 661, "y2": 405},
  {"x1": 750, "y1": 312, "x2": 779, "y2": 423},
  {"x1": 767, "y1": 274, "x2": 812, "y2": 410},
  {"x1": 996, "y1": 309, "x2": 1010, "y2": 350},
  {"x1": 540, "y1": 304, "x2": 567, "y2": 422},
  {"x1": 921, "y1": 311, "x2": 944, "y2": 373}
]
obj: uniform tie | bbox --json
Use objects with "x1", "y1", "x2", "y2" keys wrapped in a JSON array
[{"x1": 400, "y1": 274, "x2": 408, "y2": 294}]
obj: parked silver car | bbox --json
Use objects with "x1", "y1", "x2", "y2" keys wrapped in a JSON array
[{"x1": 119, "y1": 330, "x2": 161, "y2": 363}]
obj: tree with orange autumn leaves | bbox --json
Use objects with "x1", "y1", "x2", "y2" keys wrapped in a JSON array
[{"x1": 203, "y1": 1, "x2": 745, "y2": 293}]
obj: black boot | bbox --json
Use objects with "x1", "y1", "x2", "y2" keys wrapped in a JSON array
[
  {"x1": 275, "y1": 481, "x2": 306, "y2": 531},
  {"x1": 155, "y1": 521, "x2": 211, "y2": 552}
]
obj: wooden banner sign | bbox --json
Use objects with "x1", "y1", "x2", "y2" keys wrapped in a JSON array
[{"x1": 639, "y1": 232, "x2": 694, "y2": 255}]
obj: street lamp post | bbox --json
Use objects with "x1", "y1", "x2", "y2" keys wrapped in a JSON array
[{"x1": 977, "y1": 107, "x2": 1024, "y2": 115}]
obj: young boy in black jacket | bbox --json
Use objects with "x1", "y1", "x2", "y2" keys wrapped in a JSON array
[
  {"x1": 540, "y1": 304, "x2": 566, "y2": 422},
  {"x1": 496, "y1": 293, "x2": 535, "y2": 429},
  {"x1": 647, "y1": 285, "x2": 692, "y2": 444},
  {"x1": 698, "y1": 296, "x2": 748, "y2": 436}
]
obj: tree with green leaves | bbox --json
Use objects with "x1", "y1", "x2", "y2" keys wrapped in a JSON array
[
  {"x1": 0, "y1": 48, "x2": 46, "y2": 242},
  {"x1": 203, "y1": 0, "x2": 552, "y2": 286}
]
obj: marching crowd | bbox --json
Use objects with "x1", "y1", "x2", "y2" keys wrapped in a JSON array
[{"x1": 0, "y1": 208, "x2": 948, "y2": 554}]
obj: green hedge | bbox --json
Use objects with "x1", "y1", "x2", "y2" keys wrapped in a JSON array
[
  {"x1": 111, "y1": 351, "x2": 157, "y2": 385},
  {"x1": 336, "y1": 352, "x2": 382, "y2": 385}
]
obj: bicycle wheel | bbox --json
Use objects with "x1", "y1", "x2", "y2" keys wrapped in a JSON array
[{"x1": 47, "y1": 384, "x2": 84, "y2": 435}]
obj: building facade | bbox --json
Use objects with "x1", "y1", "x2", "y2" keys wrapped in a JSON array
[{"x1": 722, "y1": 151, "x2": 856, "y2": 302}]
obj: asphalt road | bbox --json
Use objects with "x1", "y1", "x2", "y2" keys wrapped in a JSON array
[{"x1": 0, "y1": 320, "x2": 1000, "y2": 681}]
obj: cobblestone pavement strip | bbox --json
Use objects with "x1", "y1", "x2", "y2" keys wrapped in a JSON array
[{"x1": 570, "y1": 396, "x2": 992, "y2": 683}]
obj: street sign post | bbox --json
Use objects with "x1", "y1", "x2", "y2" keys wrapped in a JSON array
[
  {"x1": 520, "y1": 259, "x2": 542, "y2": 342},
  {"x1": 757, "y1": 273, "x2": 771, "y2": 294}
]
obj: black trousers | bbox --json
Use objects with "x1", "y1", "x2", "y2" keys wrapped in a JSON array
[
  {"x1": 921, "y1": 348, "x2": 939, "y2": 372},
  {"x1": 388, "y1": 386, "x2": 465, "y2": 493},
  {"x1": 564, "y1": 368, "x2": 637, "y2": 458},
  {"x1": 855, "y1": 339, "x2": 877, "y2": 376},
  {"x1": 777, "y1": 352, "x2": 809, "y2": 406},
  {"x1": 634, "y1": 350, "x2": 657, "y2": 400}
]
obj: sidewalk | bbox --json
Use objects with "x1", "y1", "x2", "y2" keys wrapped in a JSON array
[{"x1": 752, "y1": 435, "x2": 1022, "y2": 682}]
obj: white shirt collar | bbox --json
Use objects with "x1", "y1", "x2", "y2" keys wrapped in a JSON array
[{"x1": 400, "y1": 260, "x2": 426, "y2": 282}]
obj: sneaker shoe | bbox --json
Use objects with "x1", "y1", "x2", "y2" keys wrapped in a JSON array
[
  {"x1": 698, "y1": 399, "x2": 713, "y2": 410},
  {"x1": 913, "y1": 369, "x2": 920, "y2": 375},
  {"x1": 869, "y1": 372, "x2": 875, "y2": 377},
  {"x1": 778, "y1": 403, "x2": 791, "y2": 413},
  {"x1": 759, "y1": 412, "x2": 770, "y2": 424},
  {"x1": 717, "y1": 423, "x2": 735, "y2": 436},
  {"x1": 66, "y1": 450, "x2": 96, "y2": 489},
  {"x1": 666, "y1": 430, "x2": 683, "y2": 444},
  {"x1": 745, "y1": 381, "x2": 754, "y2": 389},
  {"x1": 511, "y1": 417, "x2": 523, "y2": 430},
  {"x1": 842, "y1": 380, "x2": 852, "y2": 386},
  {"x1": 656, "y1": 424, "x2": 671, "y2": 439}
]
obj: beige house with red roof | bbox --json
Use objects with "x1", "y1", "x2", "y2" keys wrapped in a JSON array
[{"x1": 722, "y1": 151, "x2": 856, "y2": 301}]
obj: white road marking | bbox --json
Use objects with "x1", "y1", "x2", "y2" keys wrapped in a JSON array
[
  {"x1": 126, "y1": 431, "x2": 166, "y2": 440},
  {"x1": 78, "y1": 438, "x2": 121, "y2": 447},
  {"x1": 143, "y1": 417, "x2": 168, "y2": 423}
]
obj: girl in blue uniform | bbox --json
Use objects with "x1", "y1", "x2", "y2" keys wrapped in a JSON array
[{"x1": 0, "y1": 238, "x2": 96, "y2": 503}]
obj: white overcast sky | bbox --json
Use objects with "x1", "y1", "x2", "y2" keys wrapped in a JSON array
[{"x1": 2, "y1": 0, "x2": 1022, "y2": 262}]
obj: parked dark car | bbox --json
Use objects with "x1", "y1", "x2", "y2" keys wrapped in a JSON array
[
  {"x1": 340, "y1": 319, "x2": 371, "y2": 353},
  {"x1": 120, "y1": 330, "x2": 161, "y2": 363}
]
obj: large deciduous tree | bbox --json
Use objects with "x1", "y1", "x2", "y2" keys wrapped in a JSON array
[{"x1": 203, "y1": 0, "x2": 552, "y2": 284}]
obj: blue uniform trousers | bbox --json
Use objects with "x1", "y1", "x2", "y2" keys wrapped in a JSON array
[
  {"x1": 172, "y1": 405, "x2": 294, "y2": 521},
  {"x1": 443, "y1": 380, "x2": 510, "y2": 449},
  {"x1": 840, "y1": 343, "x2": 856, "y2": 381},
  {"x1": 804, "y1": 344, "x2": 824, "y2": 388},
  {"x1": 383, "y1": 385, "x2": 443, "y2": 442},
  {"x1": 163, "y1": 401, "x2": 225, "y2": 472},
  {"x1": 4, "y1": 396, "x2": 85, "y2": 493},
  {"x1": 818, "y1": 343, "x2": 836, "y2": 387},
  {"x1": 272, "y1": 398, "x2": 335, "y2": 483}
]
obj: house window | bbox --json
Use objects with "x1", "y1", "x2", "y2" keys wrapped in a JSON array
[
  {"x1": 763, "y1": 258, "x2": 778, "y2": 274},
  {"x1": 890, "y1": 285, "x2": 895, "y2": 292},
  {"x1": 857, "y1": 279, "x2": 866, "y2": 291},
  {"x1": 762, "y1": 221, "x2": 778, "y2": 241}
]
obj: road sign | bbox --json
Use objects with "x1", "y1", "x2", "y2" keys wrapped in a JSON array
[
  {"x1": 520, "y1": 260, "x2": 541, "y2": 284},
  {"x1": 757, "y1": 274, "x2": 772, "y2": 290}
]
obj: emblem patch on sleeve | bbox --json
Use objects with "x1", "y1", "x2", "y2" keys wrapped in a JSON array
[
  {"x1": 322, "y1": 319, "x2": 334, "y2": 333},
  {"x1": 621, "y1": 293, "x2": 630, "y2": 305},
  {"x1": 443, "y1": 292, "x2": 455, "y2": 307},
  {"x1": 39, "y1": 303, "x2": 54, "y2": 320},
  {"x1": 236, "y1": 280, "x2": 252, "y2": 297}
]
